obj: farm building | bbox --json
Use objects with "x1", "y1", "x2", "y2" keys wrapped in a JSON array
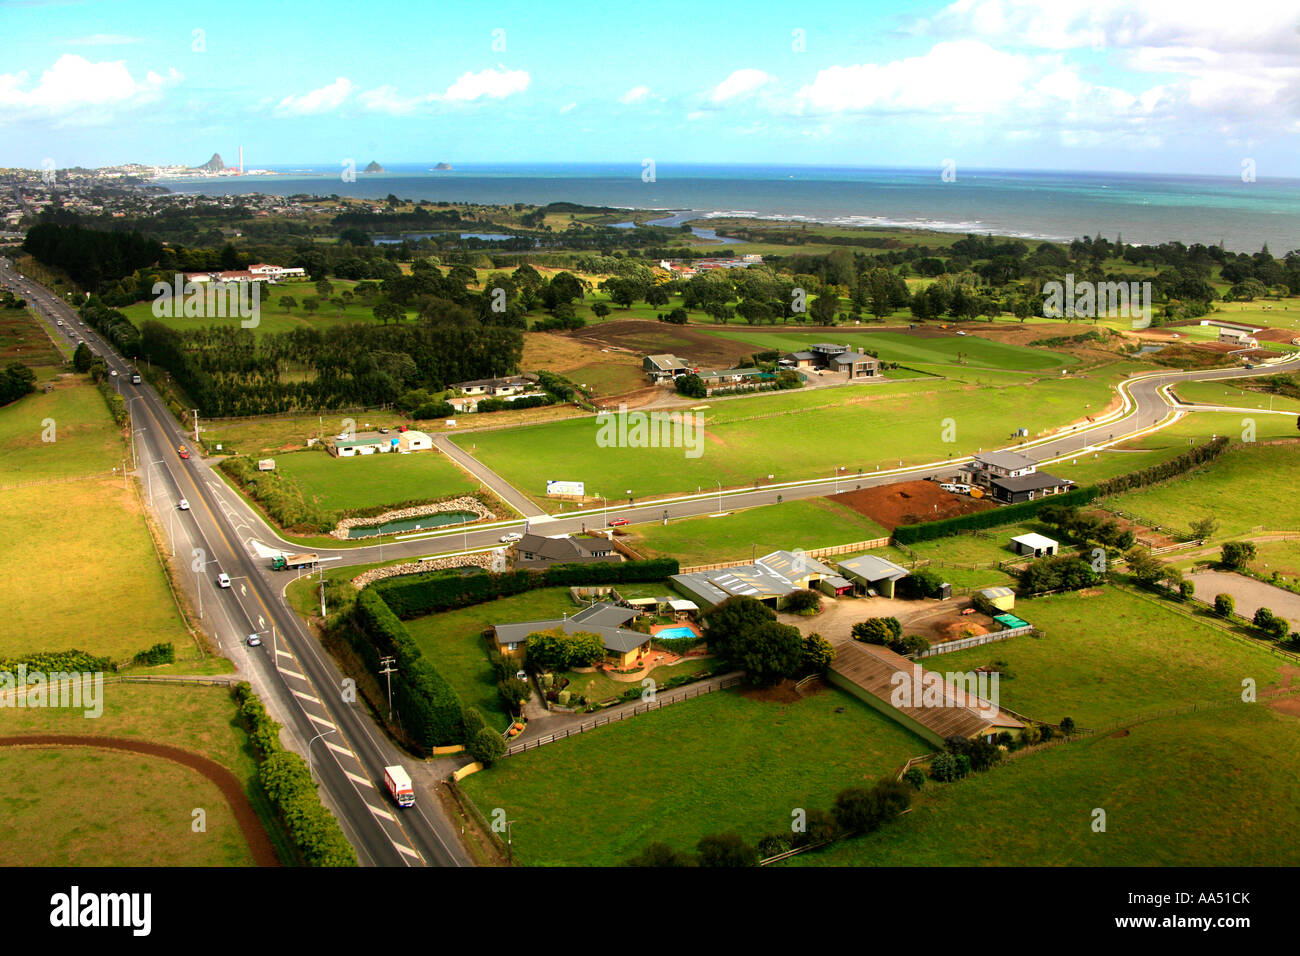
[
  {"x1": 1010, "y1": 533, "x2": 1059, "y2": 557},
  {"x1": 837, "y1": 554, "x2": 911, "y2": 598},
  {"x1": 398, "y1": 430, "x2": 432, "y2": 452},
  {"x1": 643, "y1": 354, "x2": 693, "y2": 382},
  {"x1": 963, "y1": 451, "x2": 1074, "y2": 504},
  {"x1": 513, "y1": 534, "x2": 622, "y2": 569},
  {"x1": 330, "y1": 432, "x2": 399, "y2": 457},
  {"x1": 256, "y1": 458, "x2": 275, "y2": 471},
  {"x1": 451, "y1": 375, "x2": 530, "y2": 397},
  {"x1": 491, "y1": 601, "x2": 653, "y2": 668},
  {"x1": 1217, "y1": 328, "x2": 1259, "y2": 347},
  {"x1": 979, "y1": 586, "x2": 1016, "y2": 611},
  {"x1": 827, "y1": 641, "x2": 1024, "y2": 747},
  {"x1": 670, "y1": 549, "x2": 850, "y2": 609}
]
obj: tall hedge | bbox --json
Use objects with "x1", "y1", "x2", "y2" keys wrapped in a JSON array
[
  {"x1": 1096, "y1": 436, "x2": 1229, "y2": 496},
  {"x1": 373, "y1": 557, "x2": 682, "y2": 619},
  {"x1": 352, "y1": 589, "x2": 464, "y2": 749},
  {"x1": 892, "y1": 486, "x2": 1099, "y2": 545}
]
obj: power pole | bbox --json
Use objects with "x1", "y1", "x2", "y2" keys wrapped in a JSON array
[
  {"x1": 192, "y1": 409, "x2": 199, "y2": 443},
  {"x1": 379, "y1": 655, "x2": 397, "y2": 721}
]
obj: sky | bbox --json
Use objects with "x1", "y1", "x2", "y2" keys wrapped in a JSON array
[{"x1": 2, "y1": 0, "x2": 1299, "y2": 176}]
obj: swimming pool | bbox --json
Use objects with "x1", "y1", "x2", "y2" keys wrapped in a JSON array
[{"x1": 656, "y1": 626, "x2": 698, "y2": 640}]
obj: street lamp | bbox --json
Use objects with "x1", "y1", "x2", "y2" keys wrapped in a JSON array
[
  {"x1": 715, "y1": 480, "x2": 722, "y2": 515},
  {"x1": 307, "y1": 728, "x2": 336, "y2": 781}
]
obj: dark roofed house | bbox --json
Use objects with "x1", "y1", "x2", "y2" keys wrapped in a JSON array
[
  {"x1": 989, "y1": 471, "x2": 1074, "y2": 504},
  {"x1": 491, "y1": 601, "x2": 652, "y2": 667},
  {"x1": 514, "y1": 534, "x2": 621, "y2": 569},
  {"x1": 643, "y1": 354, "x2": 693, "y2": 382}
]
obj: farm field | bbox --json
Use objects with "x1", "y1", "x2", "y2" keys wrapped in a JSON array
[
  {"x1": 1105, "y1": 440, "x2": 1300, "y2": 538},
  {"x1": 456, "y1": 367, "x2": 1132, "y2": 509},
  {"x1": 0, "y1": 682, "x2": 276, "y2": 866},
  {"x1": 627, "y1": 497, "x2": 887, "y2": 566},
  {"x1": 403, "y1": 586, "x2": 584, "y2": 727},
  {"x1": 929, "y1": 586, "x2": 1286, "y2": 727},
  {"x1": 791, "y1": 705, "x2": 1300, "y2": 867},
  {"x1": 274, "y1": 448, "x2": 478, "y2": 514},
  {"x1": 0, "y1": 373, "x2": 124, "y2": 482},
  {"x1": 0, "y1": 306, "x2": 63, "y2": 366},
  {"x1": 705, "y1": 328, "x2": 1079, "y2": 371},
  {"x1": 460, "y1": 685, "x2": 927, "y2": 866},
  {"x1": 0, "y1": 746, "x2": 255, "y2": 866},
  {"x1": 1173, "y1": 379, "x2": 1300, "y2": 413}
]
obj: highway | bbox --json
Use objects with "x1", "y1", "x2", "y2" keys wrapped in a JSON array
[{"x1": 1, "y1": 259, "x2": 472, "y2": 869}]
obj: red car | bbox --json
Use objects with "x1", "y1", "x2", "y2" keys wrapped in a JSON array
[
  {"x1": 178, "y1": 445, "x2": 190, "y2": 459},
  {"x1": 608, "y1": 517, "x2": 630, "y2": 527}
]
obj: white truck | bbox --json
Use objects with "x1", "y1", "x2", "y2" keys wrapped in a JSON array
[{"x1": 384, "y1": 765, "x2": 415, "y2": 807}]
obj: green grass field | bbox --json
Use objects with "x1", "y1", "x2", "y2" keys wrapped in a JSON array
[
  {"x1": 0, "y1": 374, "x2": 125, "y2": 483},
  {"x1": 274, "y1": 448, "x2": 478, "y2": 514},
  {"x1": 403, "y1": 587, "x2": 584, "y2": 727},
  {"x1": 1105, "y1": 440, "x2": 1300, "y2": 538},
  {"x1": 458, "y1": 366, "x2": 1132, "y2": 509},
  {"x1": 460, "y1": 686, "x2": 928, "y2": 865},
  {"x1": 0, "y1": 306, "x2": 63, "y2": 366},
  {"x1": 1174, "y1": 379, "x2": 1300, "y2": 413},
  {"x1": 706, "y1": 328, "x2": 1078, "y2": 371},
  {"x1": 628, "y1": 497, "x2": 887, "y2": 566},
  {"x1": 0, "y1": 746, "x2": 255, "y2": 866},
  {"x1": 930, "y1": 586, "x2": 1285, "y2": 727},
  {"x1": 791, "y1": 705, "x2": 1300, "y2": 867},
  {"x1": 0, "y1": 683, "x2": 275, "y2": 866}
]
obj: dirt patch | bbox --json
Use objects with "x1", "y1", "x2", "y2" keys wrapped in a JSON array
[
  {"x1": 0, "y1": 734, "x2": 279, "y2": 866},
  {"x1": 738, "y1": 678, "x2": 803, "y2": 704},
  {"x1": 1109, "y1": 728, "x2": 1131, "y2": 738},
  {"x1": 828, "y1": 480, "x2": 997, "y2": 530},
  {"x1": 570, "y1": 319, "x2": 755, "y2": 369},
  {"x1": 1253, "y1": 326, "x2": 1300, "y2": 344},
  {"x1": 1086, "y1": 509, "x2": 1178, "y2": 549}
]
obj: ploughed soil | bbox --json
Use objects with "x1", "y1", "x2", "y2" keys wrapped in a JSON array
[
  {"x1": 1254, "y1": 326, "x2": 1300, "y2": 344},
  {"x1": 570, "y1": 319, "x2": 759, "y2": 369},
  {"x1": 0, "y1": 734, "x2": 279, "y2": 866},
  {"x1": 739, "y1": 678, "x2": 808, "y2": 704},
  {"x1": 828, "y1": 480, "x2": 997, "y2": 530}
]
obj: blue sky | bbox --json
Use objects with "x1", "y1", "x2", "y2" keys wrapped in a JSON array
[{"x1": 2, "y1": 0, "x2": 1298, "y2": 175}]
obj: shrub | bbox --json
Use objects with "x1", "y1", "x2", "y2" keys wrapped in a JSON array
[
  {"x1": 1254, "y1": 607, "x2": 1288, "y2": 641},
  {"x1": 794, "y1": 809, "x2": 838, "y2": 848},
  {"x1": 468, "y1": 727, "x2": 507, "y2": 767},
  {"x1": 461, "y1": 707, "x2": 487, "y2": 739},
  {"x1": 497, "y1": 677, "x2": 530, "y2": 713},
  {"x1": 1178, "y1": 580, "x2": 1195, "y2": 601},
  {"x1": 1060, "y1": 716, "x2": 1076, "y2": 735},
  {"x1": 929, "y1": 752, "x2": 960, "y2": 782},
  {"x1": 801, "y1": 632, "x2": 836, "y2": 673},
  {"x1": 696, "y1": 831, "x2": 758, "y2": 867},
  {"x1": 556, "y1": 690, "x2": 571, "y2": 706},
  {"x1": 851, "y1": 617, "x2": 902, "y2": 645},
  {"x1": 891, "y1": 634, "x2": 931, "y2": 656},
  {"x1": 902, "y1": 767, "x2": 925, "y2": 790},
  {"x1": 784, "y1": 589, "x2": 822, "y2": 614},
  {"x1": 625, "y1": 842, "x2": 694, "y2": 867},
  {"x1": 1221, "y1": 541, "x2": 1257, "y2": 570},
  {"x1": 1214, "y1": 593, "x2": 1235, "y2": 618},
  {"x1": 897, "y1": 568, "x2": 946, "y2": 599},
  {"x1": 131, "y1": 642, "x2": 175, "y2": 666},
  {"x1": 756, "y1": 835, "x2": 791, "y2": 858},
  {"x1": 1018, "y1": 555, "x2": 1100, "y2": 595}
]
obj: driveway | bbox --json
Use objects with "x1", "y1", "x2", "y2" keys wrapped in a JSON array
[
  {"x1": 1187, "y1": 571, "x2": 1300, "y2": 632},
  {"x1": 778, "y1": 593, "x2": 973, "y2": 646}
]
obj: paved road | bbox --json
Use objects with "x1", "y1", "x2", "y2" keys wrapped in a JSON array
[
  {"x1": 1187, "y1": 571, "x2": 1300, "y2": 632},
  {"x1": 1, "y1": 259, "x2": 472, "y2": 869}
]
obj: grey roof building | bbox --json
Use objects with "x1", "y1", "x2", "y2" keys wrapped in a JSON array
[{"x1": 491, "y1": 601, "x2": 651, "y2": 658}]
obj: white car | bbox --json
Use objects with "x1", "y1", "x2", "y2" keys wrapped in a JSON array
[
  {"x1": 109, "y1": 369, "x2": 118, "y2": 377},
  {"x1": 247, "y1": 634, "x2": 262, "y2": 647},
  {"x1": 500, "y1": 531, "x2": 524, "y2": 543},
  {"x1": 217, "y1": 573, "x2": 231, "y2": 589},
  {"x1": 955, "y1": 330, "x2": 967, "y2": 336},
  {"x1": 178, "y1": 498, "x2": 190, "y2": 511}
]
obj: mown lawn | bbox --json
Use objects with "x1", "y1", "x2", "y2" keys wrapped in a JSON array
[
  {"x1": 628, "y1": 497, "x2": 887, "y2": 566},
  {"x1": 460, "y1": 686, "x2": 928, "y2": 865},
  {"x1": 274, "y1": 447, "x2": 478, "y2": 514},
  {"x1": 1105, "y1": 440, "x2": 1300, "y2": 538},
  {"x1": 791, "y1": 705, "x2": 1300, "y2": 866},
  {"x1": 929, "y1": 586, "x2": 1286, "y2": 727}
]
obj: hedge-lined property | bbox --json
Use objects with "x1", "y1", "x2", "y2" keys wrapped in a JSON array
[
  {"x1": 891, "y1": 486, "x2": 1099, "y2": 544},
  {"x1": 230, "y1": 682, "x2": 357, "y2": 867},
  {"x1": 1094, "y1": 436, "x2": 1229, "y2": 495}
]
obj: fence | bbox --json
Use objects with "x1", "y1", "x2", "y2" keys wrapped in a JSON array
[
  {"x1": 679, "y1": 538, "x2": 891, "y2": 574},
  {"x1": 895, "y1": 752, "x2": 937, "y2": 782},
  {"x1": 913, "y1": 625, "x2": 1036, "y2": 658},
  {"x1": 504, "y1": 674, "x2": 743, "y2": 756},
  {"x1": 1071, "y1": 687, "x2": 1300, "y2": 738}
]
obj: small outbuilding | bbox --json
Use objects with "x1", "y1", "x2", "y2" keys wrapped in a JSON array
[
  {"x1": 837, "y1": 554, "x2": 911, "y2": 598},
  {"x1": 398, "y1": 430, "x2": 432, "y2": 453},
  {"x1": 979, "y1": 586, "x2": 1016, "y2": 611},
  {"x1": 1010, "y1": 533, "x2": 1059, "y2": 558}
]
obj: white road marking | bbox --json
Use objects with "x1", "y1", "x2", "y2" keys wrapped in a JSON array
[
  {"x1": 345, "y1": 770, "x2": 374, "y2": 787},
  {"x1": 369, "y1": 805, "x2": 395, "y2": 821},
  {"x1": 325, "y1": 740, "x2": 354, "y2": 758},
  {"x1": 307, "y1": 713, "x2": 336, "y2": 730},
  {"x1": 292, "y1": 689, "x2": 321, "y2": 704},
  {"x1": 394, "y1": 842, "x2": 421, "y2": 860},
  {"x1": 279, "y1": 667, "x2": 307, "y2": 679}
]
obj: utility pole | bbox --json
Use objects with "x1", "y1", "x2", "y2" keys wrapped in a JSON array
[
  {"x1": 318, "y1": 561, "x2": 326, "y2": 616},
  {"x1": 192, "y1": 409, "x2": 199, "y2": 443},
  {"x1": 379, "y1": 655, "x2": 397, "y2": 721}
]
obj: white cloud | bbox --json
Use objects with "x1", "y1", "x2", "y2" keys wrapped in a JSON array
[
  {"x1": 619, "y1": 85, "x2": 650, "y2": 104},
  {"x1": 443, "y1": 67, "x2": 530, "y2": 101},
  {"x1": 559, "y1": 101, "x2": 577, "y2": 114},
  {"x1": 710, "y1": 69, "x2": 773, "y2": 103},
  {"x1": 275, "y1": 77, "x2": 353, "y2": 116},
  {"x1": 358, "y1": 85, "x2": 426, "y2": 115},
  {"x1": 0, "y1": 54, "x2": 180, "y2": 123}
]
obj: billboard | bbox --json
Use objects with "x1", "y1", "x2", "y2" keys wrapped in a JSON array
[{"x1": 546, "y1": 480, "x2": 585, "y2": 497}]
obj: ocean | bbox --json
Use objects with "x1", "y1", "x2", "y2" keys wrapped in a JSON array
[{"x1": 157, "y1": 163, "x2": 1300, "y2": 254}]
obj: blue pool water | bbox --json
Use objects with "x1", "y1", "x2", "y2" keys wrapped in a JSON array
[{"x1": 657, "y1": 627, "x2": 697, "y2": 640}]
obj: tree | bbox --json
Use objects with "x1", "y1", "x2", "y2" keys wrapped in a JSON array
[
  {"x1": 784, "y1": 588, "x2": 822, "y2": 613},
  {"x1": 592, "y1": 302, "x2": 611, "y2": 318},
  {"x1": 497, "y1": 677, "x2": 530, "y2": 713},
  {"x1": 801, "y1": 632, "x2": 836, "y2": 673},
  {"x1": 302, "y1": 296, "x2": 320, "y2": 315},
  {"x1": 733, "y1": 620, "x2": 803, "y2": 687},
  {"x1": 625, "y1": 842, "x2": 694, "y2": 867},
  {"x1": 315, "y1": 278, "x2": 334, "y2": 298},
  {"x1": 72, "y1": 342, "x2": 93, "y2": 373},
  {"x1": 278, "y1": 295, "x2": 297, "y2": 312},
  {"x1": 1060, "y1": 717, "x2": 1076, "y2": 735},
  {"x1": 809, "y1": 291, "x2": 839, "y2": 325},
  {"x1": 701, "y1": 593, "x2": 778, "y2": 663},
  {"x1": 1254, "y1": 607, "x2": 1288, "y2": 641},
  {"x1": 675, "y1": 373, "x2": 706, "y2": 399},
  {"x1": 696, "y1": 832, "x2": 757, "y2": 867},
  {"x1": 1214, "y1": 593, "x2": 1235, "y2": 618},
  {"x1": 1189, "y1": 515, "x2": 1219, "y2": 540},
  {"x1": 468, "y1": 727, "x2": 506, "y2": 766},
  {"x1": 0, "y1": 361, "x2": 37, "y2": 406},
  {"x1": 1221, "y1": 541, "x2": 1257, "y2": 570},
  {"x1": 645, "y1": 284, "x2": 670, "y2": 308},
  {"x1": 851, "y1": 617, "x2": 901, "y2": 645},
  {"x1": 462, "y1": 707, "x2": 487, "y2": 739},
  {"x1": 1124, "y1": 546, "x2": 1166, "y2": 585},
  {"x1": 372, "y1": 301, "x2": 404, "y2": 325}
]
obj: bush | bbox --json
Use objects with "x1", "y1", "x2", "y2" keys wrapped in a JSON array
[
  {"x1": 696, "y1": 831, "x2": 758, "y2": 867},
  {"x1": 1214, "y1": 593, "x2": 1235, "y2": 618},
  {"x1": 497, "y1": 677, "x2": 530, "y2": 713},
  {"x1": 891, "y1": 634, "x2": 930, "y2": 656},
  {"x1": 1178, "y1": 579, "x2": 1195, "y2": 601},
  {"x1": 929, "y1": 752, "x2": 962, "y2": 782},
  {"x1": 794, "y1": 808, "x2": 838, "y2": 848},
  {"x1": 131, "y1": 642, "x2": 175, "y2": 666},
  {"x1": 896, "y1": 568, "x2": 946, "y2": 599},
  {"x1": 801, "y1": 632, "x2": 836, "y2": 673},
  {"x1": 1221, "y1": 541, "x2": 1257, "y2": 569},
  {"x1": 625, "y1": 842, "x2": 695, "y2": 867},
  {"x1": 461, "y1": 707, "x2": 487, "y2": 739},
  {"x1": 902, "y1": 767, "x2": 925, "y2": 790},
  {"x1": 850, "y1": 617, "x2": 902, "y2": 645},
  {"x1": 1060, "y1": 716, "x2": 1076, "y2": 735},
  {"x1": 784, "y1": 589, "x2": 822, "y2": 614},
  {"x1": 1018, "y1": 555, "x2": 1100, "y2": 595},
  {"x1": 1253, "y1": 607, "x2": 1288, "y2": 641},
  {"x1": 756, "y1": 834, "x2": 791, "y2": 858},
  {"x1": 556, "y1": 689, "x2": 571, "y2": 706},
  {"x1": 468, "y1": 727, "x2": 507, "y2": 766}
]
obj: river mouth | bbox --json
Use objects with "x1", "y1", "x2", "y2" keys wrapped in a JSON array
[{"x1": 346, "y1": 511, "x2": 478, "y2": 538}]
